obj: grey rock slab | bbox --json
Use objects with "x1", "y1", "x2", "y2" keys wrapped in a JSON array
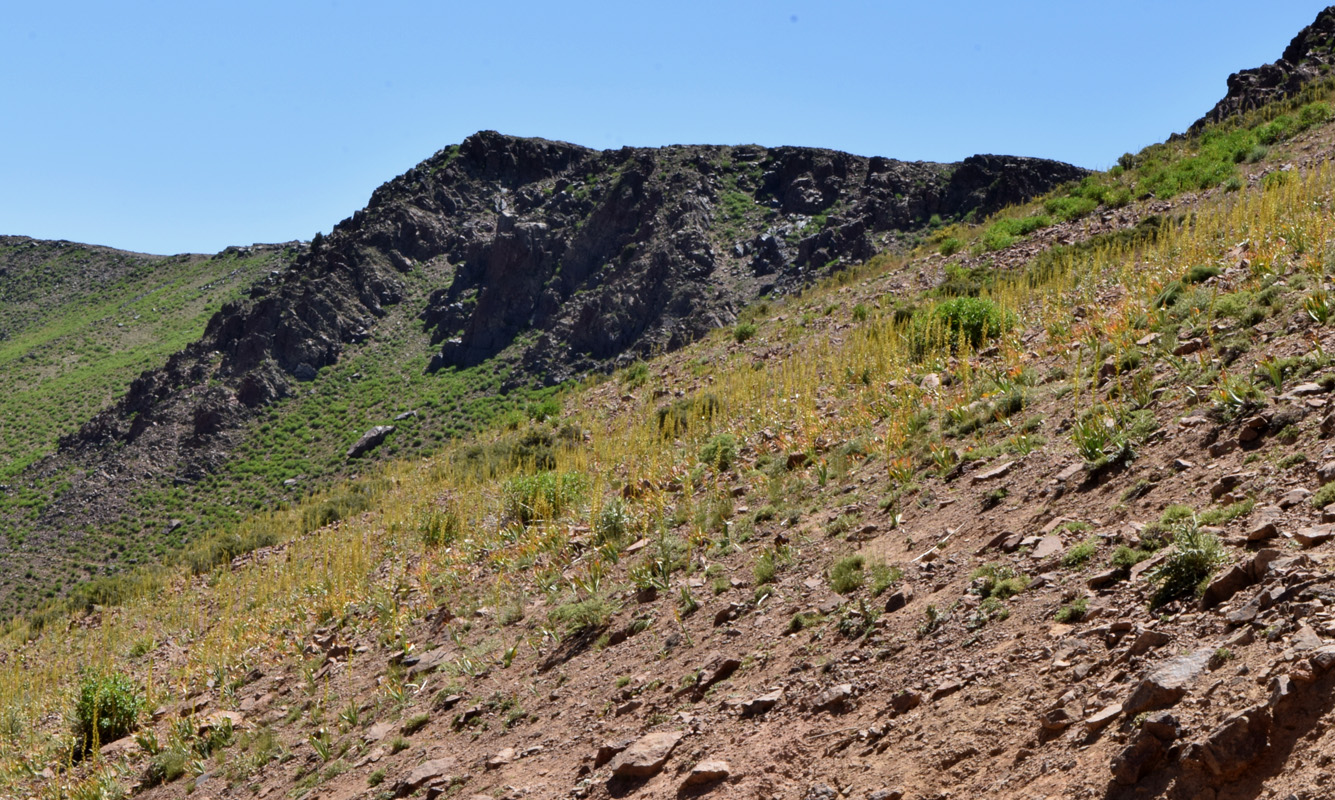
[
  {"x1": 393, "y1": 758, "x2": 459, "y2": 797},
  {"x1": 1294, "y1": 524, "x2": 1335, "y2": 548},
  {"x1": 1030, "y1": 536, "x2": 1063, "y2": 560},
  {"x1": 1278, "y1": 487, "x2": 1312, "y2": 509},
  {"x1": 1085, "y1": 703, "x2": 1122, "y2": 733},
  {"x1": 1293, "y1": 623, "x2": 1324, "y2": 651},
  {"x1": 1127, "y1": 630, "x2": 1172, "y2": 657},
  {"x1": 1200, "y1": 564, "x2": 1252, "y2": 609},
  {"x1": 1123, "y1": 648, "x2": 1213, "y2": 716},
  {"x1": 971, "y1": 461, "x2": 1014, "y2": 484},
  {"x1": 347, "y1": 425, "x2": 396, "y2": 459}
]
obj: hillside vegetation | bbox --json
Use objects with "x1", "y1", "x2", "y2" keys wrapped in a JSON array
[
  {"x1": 0, "y1": 133, "x2": 1082, "y2": 614},
  {"x1": 8, "y1": 48, "x2": 1335, "y2": 800}
]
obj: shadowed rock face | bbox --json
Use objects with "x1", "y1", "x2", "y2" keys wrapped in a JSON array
[{"x1": 1191, "y1": 6, "x2": 1335, "y2": 132}]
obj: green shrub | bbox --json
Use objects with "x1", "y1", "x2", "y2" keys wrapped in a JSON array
[
  {"x1": 980, "y1": 214, "x2": 1052, "y2": 251},
  {"x1": 502, "y1": 471, "x2": 587, "y2": 525},
  {"x1": 699, "y1": 434, "x2": 738, "y2": 471},
  {"x1": 594, "y1": 498, "x2": 632, "y2": 546},
  {"x1": 1197, "y1": 499, "x2": 1253, "y2": 526},
  {"x1": 655, "y1": 393, "x2": 721, "y2": 438},
  {"x1": 1184, "y1": 264, "x2": 1221, "y2": 284},
  {"x1": 828, "y1": 555, "x2": 866, "y2": 595},
  {"x1": 1147, "y1": 521, "x2": 1225, "y2": 608},
  {"x1": 733, "y1": 322, "x2": 757, "y2": 343},
  {"x1": 939, "y1": 237, "x2": 963, "y2": 256},
  {"x1": 1055, "y1": 596, "x2": 1089, "y2": 623},
  {"x1": 418, "y1": 506, "x2": 461, "y2": 548},
  {"x1": 910, "y1": 296, "x2": 1013, "y2": 357},
  {"x1": 549, "y1": 596, "x2": 617, "y2": 635},
  {"x1": 73, "y1": 672, "x2": 145, "y2": 756},
  {"x1": 966, "y1": 596, "x2": 1010, "y2": 629},
  {"x1": 970, "y1": 563, "x2": 1029, "y2": 600},
  {"x1": 1312, "y1": 481, "x2": 1335, "y2": 510},
  {"x1": 1061, "y1": 537, "x2": 1101, "y2": 568},
  {"x1": 869, "y1": 561, "x2": 902, "y2": 596},
  {"x1": 753, "y1": 545, "x2": 790, "y2": 586}
]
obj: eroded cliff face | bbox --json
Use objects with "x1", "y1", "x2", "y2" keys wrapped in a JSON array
[{"x1": 1191, "y1": 6, "x2": 1335, "y2": 132}]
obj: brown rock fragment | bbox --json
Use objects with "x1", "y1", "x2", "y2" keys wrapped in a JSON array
[
  {"x1": 609, "y1": 731, "x2": 683, "y2": 778},
  {"x1": 682, "y1": 760, "x2": 731, "y2": 787}
]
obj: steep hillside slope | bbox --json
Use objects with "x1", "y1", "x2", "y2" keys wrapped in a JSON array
[
  {"x1": 11, "y1": 9, "x2": 1335, "y2": 799},
  {"x1": 0, "y1": 134, "x2": 1083, "y2": 611}
]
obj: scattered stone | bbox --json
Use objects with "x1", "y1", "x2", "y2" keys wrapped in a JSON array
[
  {"x1": 1030, "y1": 536, "x2": 1063, "y2": 560},
  {"x1": 1310, "y1": 644, "x2": 1335, "y2": 672},
  {"x1": 393, "y1": 759, "x2": 459, "y2": 797},
  {"x1": 889, "y1": 690, "x2": 922, "y2": 716},
  {"x1": 1279, "y1": 487, "x2": 1312, "y2": 509},
  {"x1": 786, "y1": 452, "x2": 809, "y2": 470},
  {"x1": 683, "y1": 760, "x2": 731, "y2": 787},
  {"x1": 609, "y1": 731, "x2": 682, "y2": 778},
  {"x1": 615, "y1": 700, "x2": 641, "y2": 716},
  {"x1": 972, "y1": 461, "x2": 1014, "y2": 484},
  {"x1": 1173, "y1": 338, "x2": 1205, "y2": 356},
  {"x1": 1209, "y1": 472, "x2": 1250, "y2": 501},
  {"x1": 1172, "y1": 458, "x2": 1194, "y2": 472},
  {"x1": 1287, "y1": 382, "x2": 1326, "y2": 397},
  {"x1": 485, "y1": 748, "x2": 515, "y2": 770},
  {"x1": 1294, "y1": 524, "x2": 1335, "y2": 548},
  {"x1": 712, "y1": 603, "x2": 744, "y2": 627},
  {"x1": 1056, "y1": 463, "x2": 1083, "y2": 483},
  {"x1": 931, "y1": 680, "x2": 963, "y2": 701},
  {"x1": 1237, "y1": 415, "x2": 1269, "y2": 444},
  {"x1": 848, "y1": 523, "x2": 880, "y2": 541},
  {"x1": 347, "y1": 425, "x2": 396, "y2": 459},
  {"x1": 1085, "y1": 703, "x2": 1122, "y2": 734},
  {"x1": 884, "y1": 586, "x2": 913, "y2": 613},
  {"x1": 1200, "y1": 564, "x2": 1252, "y2": 609},
  {"x1": 813, "y1": 684, "x2": 854, "y2": 713},
  {"x1": 740, "y1": 689, "x2": 782, "y2": 717},
  {"x1": 1110, "y1": 731, "x2": 1167, "y2": 785},
  {"x1": 594, "y1": 740, "x2": 632, "y2": 768},
  {"x1": 1123, "y1": 648, "x2": 1212, "y2": 716},
  {"x1": 1127, "y1": 629, "x2": 1172, "y2": 657},
  {"x1": 1141, "y1": 711, "x2": 1180, "y2": 741},
  {"x1": 1087, "y1": 568, "x2": 1121, "y2": 590},
  {"x1": 1040, "y1": 705, "x2": 1079, "y2": 732},
  {"x1": 690, "y1": 653, "x2": 741, "y2": 697},
  {"x1": 1293, "y1": 623, "x2": 1324, "y2": 651},
  {"x1": 407, "y1": 648, "x2": 452, "y2": 679},
  {"x1": 1190, "y1": 705, "x2": 1271, "y2": 781}
]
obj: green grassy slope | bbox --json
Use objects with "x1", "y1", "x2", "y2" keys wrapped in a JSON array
[{"x1": 0, "y1": 240, "x2": 289, "y2": 483}]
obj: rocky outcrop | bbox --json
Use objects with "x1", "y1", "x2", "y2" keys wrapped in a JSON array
[
  {"x1": 25, "y1": 132, "x2": 1082, "y2": 589},
  {"x1": 1190, "y1": 6, "x2": 1335, "y2": 132}
]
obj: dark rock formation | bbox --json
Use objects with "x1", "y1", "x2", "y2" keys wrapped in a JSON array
[
  {"x1": 1190, "y1": 6, "x2": 1335, "y2": 132},
  {"x1": 29, "y1": 132, "x2": 1082, "y2": 584}
]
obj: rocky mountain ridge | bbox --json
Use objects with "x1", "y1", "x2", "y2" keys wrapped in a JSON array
[
  {"x1": 4, "y1": 131, "x2": 1083, "y2": 606},
  {"x1": 1191, "y1": 6, "x2": 1335, "y2": 131}
]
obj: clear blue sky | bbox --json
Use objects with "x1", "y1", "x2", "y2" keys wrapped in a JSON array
[{"x1": 1, "y1": 1, "x2": 1329, "y2": 255}]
